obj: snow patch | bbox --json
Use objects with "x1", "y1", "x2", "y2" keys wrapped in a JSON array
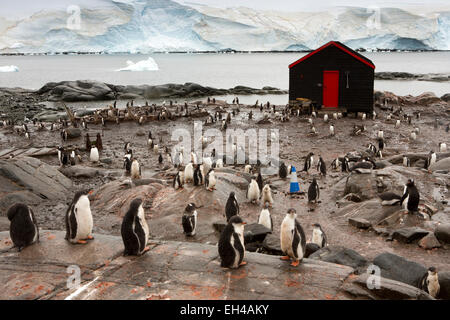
[
  {"x1": 115, "y1": 57, "x2": 159, "y2": 72},
  {"x1": 0, "y1": 65, "x2": 19, "y2": 72}
]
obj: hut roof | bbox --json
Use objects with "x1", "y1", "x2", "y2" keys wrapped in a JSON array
[{"x1": 288, "y1": 41, "x2": 375, "y2": 70}]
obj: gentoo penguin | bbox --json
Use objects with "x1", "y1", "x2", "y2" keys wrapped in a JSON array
[
  {"x1": 90, "y1": 146, "x2": 99, "y2": 163},
  {"x1": 7, "y1": 203, "x2": 39, "y2": 251},
  {"x1": 215, "y1": 158, "x2": 223, "y2": 168},
  {"x1": 173, "y1": 171, "x2": 183, "y2": 190},
  {"x1": 121, "y1": 198, "x2": 150, "y2": 256},
  {"x1": 395, "y1": 119, "x2": 401, "y2": 128},
  {"x1": 362, "y1": 113, "x2": 366, "y2": 121},
  {"x1": 439, "y1": 142, "x2": 447, "y2": 153},
  {"x1": 323, "y1": 114, "x2": 329, "y2": 123},
  {"x1": 403, "y1": 156, "x2": 411, "y2": 167},
  {"x1": 193, "y1": 165, "x2": 203, "y2": 186},
  {"x1": 376, "y1": 149, "x2": 383, "y2": 158},
  {"x1": 279, "y1": 162, "x2": 288, "y2": 179},
  {"x1": 247, "y1": 178, "x2": 260, "y2": 204},
  {"x1": 65, "y1": 191, "x2": 94, "y2": 244},
  {"x1": 218, "y1": 215, "x2": 247, "y2": 269},
  {"x1": 203, "y1": 157, "x2": 212, "y2": 175},
  {"x1": 317, "y1": 156, "x2": 326, "y2": 176},
  {"x1": 280, "y1": 208, "x2": 306, "y2": 267},
  {"x1": 258, "y1": 203, "x2": 273, "y2": 232},
  {"x1": 303, "y1": 152, "x2": 314, "y2": 173},
  {"x1": 311, "y1": 223, "x2": 327, "y2": 248},
  {"x1": 341, "y1": 157, "x2": 350, "y2": 172},
  {"x1": 256, "y1": 172, "x2": 263, "y2": 192},
  {"x1": 130, "y1": 158, "x2": 141, "y2": 179},
  {"x1": 419, "y1": 267, "x2": 440, "y2": 298},
  {"x1": 123, "y1": 152, "x2": 132, "y2": 174},
  {"x1": 410, "y1": 131, "x2": 417, "y2": 141},
  {"x1": 425, "y1": 151, "x2": 436, "y2": 171},
  {"x1": 244, "y1": 165, "x2": 252, "y2": 174},
  {"x1": 57, "y1": 146, "x2": 69, "y2": 166},
  {"x1": 308, "y1": 178, "x2": 320, "y2": 203},
  {"x1": 85, "y1": 133, "x2": 91, "y2": 151},
  {"x1": 225, "y1": 192, "x2": 239, "y2": 222},
  {"x1": 182, "y1": 203, "x2": 198, "y2": 237},
  {"x1": 261, "y1": 184, "x2": 274, "y2": 207},
  {"x1": 400, "y1": 179, "x2": 420, "y2": 213},
  {"x1": 331, "y1": 158, "x2": 341, "y2": 171},
  {"x1": 329, "y1": 124, "x2": 335, "y2": 136},
  {"x1": 95, "y1": 133, "x2": 103, "y2": 151},
  {"x1": 70, "y1": 150, "x2": 76, "y2": 165},
  {"x1": 367, "y1": 143, "x2": 377, "y2": 154},
  {"x1": 205, "y1": 169, "x2": 216, "y2": 191},
  {"x1": 124, "y1": 142, "x2": 131, "y2": 153},
  {"x1": 378, "y1": 130, "x2": 384, "y2": 139},
  {"x1": 184, "y1": 162, "x2": 194, "y2": 183},
  {"x1": 379, "y1": 192, "x2": 402, "y2": 206},
  {"x1": 158, "y1": 153, "x2": 163, "y2": 164}
]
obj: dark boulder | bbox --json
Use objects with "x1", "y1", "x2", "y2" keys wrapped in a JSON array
[
  {"x1": 305, "y1": 243, "x2": 321, "y2": 258},
  {"x1": 391, "y1": 227, "x2": 429, "y2": 243},
  {"x1": 244, "y1": 223, "x2": 271, "y2": 244},
  {"x1": 308, "y1": 245, "x2": 368, "y2": 271},
  {"x1": 418, "y1": 233, "x2": 441, "y2": 250},
  {"x1": 435, "y1": 223, "x2": 450, "y2": 244},
  {"x1": 438, "y1": 271, "x2": 450, "y2": 300},
  {"x1": 262, "y1": 233, "x2": 282, "y2": 255},
  {"x1": 373, "y1": 252, "x2": 427, "y2": 288}
]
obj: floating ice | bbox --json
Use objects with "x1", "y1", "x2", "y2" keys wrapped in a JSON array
[
  {"x1": 116, "y1": 57, "x2": 159, "y2": 72},
  {"x1": 0, "y1": 65, "x2": 19, "y2": 72}
]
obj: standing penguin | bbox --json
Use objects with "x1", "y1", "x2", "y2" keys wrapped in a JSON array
[
  {"x1": 403, "y1": 156, "x2": 411, "y2": 167},
  {"x1": 317, "y1": 156, "x2": 326, "y2": 177},
  {"x1": 218, "y1": 215, "x2": 247, "y2": 269},
  {"x1": 247, "y1": 178, "x2": 260, "y2": 204},
  {"x1": 96, "y1": 133, "x2": 103, "y2": 151},
  {"x1": 158, "y1": 153, "x2": 163, "y2": 164},
  {"x1": 303, "y1": 152, "x2": 314, "y2": 173},
  {"x1": 258, "y1": 203, "x2": 273, "y2": 232},
  {"x1": 256, "y1": 172, "x2": 263, "y2": 192},
  {"x1": 308, "y1": 178, "x2": 320, "y2": 203},
  {"x1": 261, "y1": 184, "x2": 274, "y2": 207},
  {"x1": 419, "y1": 267, "x2": 440, "y2": 299},
  {"x1": 121, "y1": 198, "x2": 150, "y2": 256},
  {"x1": 90, "y1": 146, "x2": 99, "y2": 163},
  {"x1": 225, "y1": 192, "x2": 239, "y2": 222},
  {"x1": 173, "y1": 171, "x2": 184, "y2": 190},
  {"x1": 279, "y1": 162, "x2": 288, "y2": 179},
  {"x1": 193, "y1": 164, "x2": 203, "y2": 186},
  {"x1": 205, "y1": 169, "x2": 216, "y2": 191},
  {"x1": 425, "y1": 151, "x2": 437, "y2": 172},
  {"x1": 311, "y1": 223, "x2": 327, "y2": 248},
  {"x1": 182, "y1": 203, "x2": 198, "y2": 237},
  {"x1": 130, "y1": 158, "x2": 141, "y2": 179},
  {"x1": 400, "y1": 179, "x2": 420, "y2": 213},
  {"x1": 65, "y1": 191, "x2": 94, "y2": 244},
  {"x1": 184, "y1": 162, "x2": 194, "y2": 183},
  {"x1": 7, "y1": 203, "x2": 39, "y2": 251},
  {"x1": 85, "y1": 133, "x2": 91, "y2": 151},
  {"x1": 280, "y1": 208, "x2": 306, "y2": 267}
]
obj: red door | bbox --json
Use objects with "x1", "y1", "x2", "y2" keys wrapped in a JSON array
[{"x1": 323, "y1": 70, "x2": 339, "y2": 108}]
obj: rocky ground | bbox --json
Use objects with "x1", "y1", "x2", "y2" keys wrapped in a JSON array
[{"x1": 0, "y1": 88, "x2": 449, "y2": 300}]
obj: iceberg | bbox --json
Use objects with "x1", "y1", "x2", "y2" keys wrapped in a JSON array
[
  {"x1": 0, "y1": 65, "x2": 19, "y2": 72},
  {"x1": 115, "y1": 57, "x2": 159, "y2": 72}
]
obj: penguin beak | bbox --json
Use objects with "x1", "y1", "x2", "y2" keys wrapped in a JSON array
[{"x1": 242, "y1": 222, "x2": 247, "y2": 225}]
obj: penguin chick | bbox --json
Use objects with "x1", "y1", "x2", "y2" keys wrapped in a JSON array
[
  {"x1": 130, "y1": 159, "x2": 141, "y2": 179},
  {"x1": 7, "y1": 203, "x2": 39, "y2": 251},
  {"x1": 420, "y1": 267, "x2": 440, "y2": 298},
  {"x1": 261, "y1": 184, "x2": 274, "y2": 207},
  {"x1": 205, "y1": 169, "x2": 216, "y2": 191},
  {"x1": 121, "y1": 198, "x2": 150, "y2": 256},
  {"x1": 258, "y1": 203, "x2": 273, "y2": 232},
  {"x1": 247, "y1": 178, "x2": 260, "y2": 204},
  {"x1": 218, "y1": 216, "x2": 247, "y2": 269},
  {"x1": 90, "y1": 146, "x2": 99, "y2": 163}
]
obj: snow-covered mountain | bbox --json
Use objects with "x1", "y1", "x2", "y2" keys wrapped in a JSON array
[{"x1": 0, "y1": 0, "x2": 448, "y2": 53}]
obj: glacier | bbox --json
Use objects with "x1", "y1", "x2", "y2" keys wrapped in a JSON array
[{"x1": 0, "y1": 0, "x2": 448, "y2": 53}]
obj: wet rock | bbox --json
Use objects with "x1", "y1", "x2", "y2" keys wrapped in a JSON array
[
  {"x1": 391, "y1": 227, "x2": 429, "y2": 243},
  {"x1": 309, "y1": 245, "x2": 368, "y2": 271},
  {"x1": 59, "y1": 166, "x2": 105, "y2": 178},
  {"x1": 434, "y1": 223, "x2": 450, "y2": 244},
  {"x1": 372, "y1": 227, "x2": 390, "y2": 237},
  {"x1": 65, "y1": 128, "x2": 81, "y2": 139},
  {"x1": 305, "y1": 243, "x2": 321, "y2": 258},
  {"x1": 349, "y1": 217, "x2": 371, "y2": 229},
  {"x1": 262, "y1": 233, "x2": 282, "y2": 255},
  {"x1": 373, "y1": 252, "x2": 427, "y2": 288},
  {"x1": 431, "y1": 212, "x2": 450, "y2": 224},
  {"x1": 430, "y1": 157, "x2": 450, "y2": 172},
  {"x1": 0, "y1": 157, "x2": 72, "y2": 213},
  {"x1": 438, "y1": 271, "x2": 450, "y2": 300},
  {"x1": 418, "y1": 233, "x2": 441, "y2": 250},
  {"x1": 344, "y1": 173, "x2": 378, "y2": 201},
  {"x1": 244, "y1": 223, "x2": 271, "y2": 244},
  {"x1": 336, "y1": 199, "x2": 400, "y2": 228},
  {"x1": 344, "y1": 273, "x2": 433, "y2": 300},
  {"x1": 100, "y1": 158, "x2": 113, "y2": 165}
]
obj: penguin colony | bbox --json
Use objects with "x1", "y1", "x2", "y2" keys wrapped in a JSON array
[{"x1": 2, "y1": 97, "x2": 445, "y2": 298}]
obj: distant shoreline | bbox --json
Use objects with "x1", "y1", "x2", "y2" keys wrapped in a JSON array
[{"x1": 1, "y1": 49, "x2": 449, "y2": 56}]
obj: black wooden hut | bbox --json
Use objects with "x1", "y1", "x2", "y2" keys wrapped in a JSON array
[{"x1": 289, "y1": 41, "x2": 375, "y2": 113}]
